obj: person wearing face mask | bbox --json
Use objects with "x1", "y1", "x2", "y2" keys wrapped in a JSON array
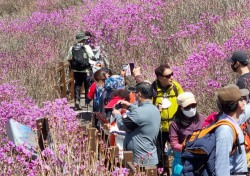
[
  {"x1": 169, "y1": 92, "x2": 205, "y2": 176},
  {"x1": 214, "y1": 84, "x2": 248, "y2": 175},
  {"x1": 238, "y1": 89, "x2": 250, "y2": 169},
  {"x1": 227, "y1": 51, "x2": 250, "y2": 90}
]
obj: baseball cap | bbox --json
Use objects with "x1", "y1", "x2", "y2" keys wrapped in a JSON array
[
  {"x1": 105, "y1": 96, "x2": 124, "y2": 109},
  {"x1": 177, "y1": 92, "x2": 197, "y2": 108},
  {"x1": 217, "y1": 84, "x2": 242, "y2": 103},
  {"x1": 227, "y1": 51, "x2": 249, "y2": 65},
  {"x1": 220, "y1": 84, "x2": 249, "y2": 96}
]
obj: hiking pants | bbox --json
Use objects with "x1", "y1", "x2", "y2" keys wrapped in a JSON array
[
  {"x1": 172, "y1": 151, "x2": 183, "y2": 176},
  {"x1": 74, "y1": 72, "x2": 89, "y2": 105}
]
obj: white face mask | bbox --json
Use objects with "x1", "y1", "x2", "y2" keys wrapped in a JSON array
[{"x1": 181, "y1": 108, "x2": 197, "y2": 118}]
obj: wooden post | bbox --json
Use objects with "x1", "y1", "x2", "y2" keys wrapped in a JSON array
[
  {"x1": 36, "y1": 118, "x2": 50, "y2": 151},
  {"x1": 91, "y1": 113, "x2": 96, "y2": 128},
  {"x1": 127, "y1": 162, "x2": 137, "y2": 176},
  {"x1": 88, "y1": 128, "x2": 97, "y2": 152},
  {"x1": 69, "y1": 70, "x2": 74, "y2": 101},
  {"x1": 145, "y1": 166, "x2": 157, "y2": 176},
  {"x1": 55, "y1": 62, "x2": 74, "y2": 101},
  {"x1": 59, "y1": 62, "x2": 67, "y2": 98},
  {"x1": 110, "y1": 146, "x2": 119, "y2": 167},
  {"x1": 123, "y1": 151, "x2": 133, "y2": 168}
]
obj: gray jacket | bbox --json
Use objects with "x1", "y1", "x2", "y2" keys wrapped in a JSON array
[{"x1": 115, "y1": 100, "x2": 161, "y2": 166}]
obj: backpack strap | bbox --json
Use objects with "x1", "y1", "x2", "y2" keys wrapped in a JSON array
[
  {"x1": 190, "y1": 120, "x2": 239, "y2": 155},
  {"x1": 172, "y1": 83, "x2": 178, "y2": 97},
  {"x1": 152, "y1": 81, "x2": 157, "y2": 105},
  {"x1": 152, "y1": 81, "x2": 178, "y2": 105}
]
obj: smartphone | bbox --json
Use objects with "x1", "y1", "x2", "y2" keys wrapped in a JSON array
[
  {"x1": 115, "y1": 102, "x2": 122, "y2": 110},
  {"x1": 129, "y1": 63, "x2": 135, "y2": 73}
]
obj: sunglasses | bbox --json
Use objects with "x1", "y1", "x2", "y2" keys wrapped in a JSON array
[
  {"x1": 183, "y1": 103, "x2": 197, "y2": 111},
  {"x1": 161, "y1": 72, "x2": 173, "y2": 79}
]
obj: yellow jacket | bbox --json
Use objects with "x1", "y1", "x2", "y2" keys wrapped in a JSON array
[{"x1": 152, "y1": 80, "x2": 184, "y2": 132}]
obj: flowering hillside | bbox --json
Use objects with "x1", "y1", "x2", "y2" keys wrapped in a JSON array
[{"x1": 0, "y1": 0, "x2": 250, "y2": 175}]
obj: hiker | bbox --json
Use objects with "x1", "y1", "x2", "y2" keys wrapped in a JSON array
[
  {"x1": 67, "y1": 32, "x2": 97, "y2": 110},
  {"x1": 152, "y1": 64, "x2": 183, "y2": 173},
  {"x1": 169, "y1": 92, "x2": 205, "y2": 176},
  {"x1": 130, "y1": 65, "x2": 183, "y2": 172},
  {"x1": 87, "y1": 69, "x2": 110, "y2": 112},
  {"x1": 85, "y1": 31, "x2": 110, "y2": 73},
  {"x1": 215, "y1": 84, "x2": 248, "y2": 175},
  {"x1": 227, "y1": 51, "x2": 250, "y2": 90},
  {"x1": 112, "y1": 82, "x2": 161, "y2": 166},
  {"x1": 104, "y1": 89, "x2": 131, "y2": 158}
]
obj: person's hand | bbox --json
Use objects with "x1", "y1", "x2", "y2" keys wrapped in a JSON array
[
  {"x1": 118, "y1": 100, "x2": 132, "y2": 109},
  {"x1": 112, "y1": 108, "x2": 121, "y2": 116},
  {"x1": 133, "y1": 67, "x2": 141, "y2": 77},
  {"x1": 157, "y1": 103, "x2": 163, "y2": 112},
  {"x1": 104, "y1": 123, "x2": 111, "y2": 130},
  {"x1": 121, "y1": 70, "x2": 126, "y2": 77}
]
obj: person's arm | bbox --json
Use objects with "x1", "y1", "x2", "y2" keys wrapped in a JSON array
[
  {"x1": 215, "y1": 125, "x2": 234, "y2": 176},
  {"x1": 84, "y1": 45, "x2": 97, "y2": 64},
  {"x1": 87, "y1": 82, "x2": 96, "y2": 100},
  {"x1": 66, "y1": 46, "x2": 73, "y2": 62},
  {"x1": 169, "y1": 122, "x2": 182, "y2": 152},
  {"x1": 113, "y1": 102, "x2": 139, "y2": 132},
  {"x1": 133, "y1": 67, "x2": 144, "y2": 84}
]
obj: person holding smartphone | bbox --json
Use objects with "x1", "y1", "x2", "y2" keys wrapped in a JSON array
[{"x1": 112, "y1": 82, "x2": 161, "y2": 166}]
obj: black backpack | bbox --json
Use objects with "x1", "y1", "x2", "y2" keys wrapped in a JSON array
[{"x1": 70, "y1": 44, "x2": 90, "y2": 71}]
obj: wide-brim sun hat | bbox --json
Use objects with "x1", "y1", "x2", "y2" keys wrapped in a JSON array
[{"x1": 76, "y1": 32, "x2": 88, "y2": 42}]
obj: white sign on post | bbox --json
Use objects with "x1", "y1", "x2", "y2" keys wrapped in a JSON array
[{"x1": 6, "y1": 119, "x2": 38, "y2": 152}]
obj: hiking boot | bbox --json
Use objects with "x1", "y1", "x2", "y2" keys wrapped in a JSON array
[{"x1": 74, "y1": 104, "x2": 83, "y2": 111}]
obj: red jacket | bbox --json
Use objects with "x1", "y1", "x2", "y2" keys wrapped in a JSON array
[{"x1": 87, "y1": 82, "x2": 96, "y2": 100}]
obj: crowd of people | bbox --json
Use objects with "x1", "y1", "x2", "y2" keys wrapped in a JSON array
[{"x1": 67, "y1": 32, "x2": 250, "y2": 176}]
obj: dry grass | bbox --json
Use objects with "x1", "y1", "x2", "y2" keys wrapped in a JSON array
[{"x1": 1, "y1": 0, "x2": 249, "y2": 109}]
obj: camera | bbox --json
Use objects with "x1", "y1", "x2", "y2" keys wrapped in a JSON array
[
  {"x1": 121, "y1": 63, "x2": 135, "y2": 76},
  {"x1": 115, "y1": 102, "x2": 122, "y2": 110}
]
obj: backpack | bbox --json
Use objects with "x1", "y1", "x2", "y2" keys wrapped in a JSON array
[
  {"x1": 181, "y1": 119, "x2": 241, "y2": 176},
  {"x1": 204, "y1": 112, "x2": 250, "y2": 152},
  {"x1": 70, "y1": 44, "x2": 90, "y2": 71},
  {"x1": 240, "y1": 121, "x2": 250, "y2": 151}
]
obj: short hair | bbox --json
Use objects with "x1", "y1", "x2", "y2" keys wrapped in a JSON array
[
  {"x1": 155, "y1": 64, "x2": 171, "y2": 78},
  {"x1": 219, "y1": 101, "x2": 239, "y2": 114},
  {"x1": 136, "y1": 82, "x2": 153, "y2": 99},
  {"x1": 94, "y1": 69, "x2": 106, "y2": 81}
]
